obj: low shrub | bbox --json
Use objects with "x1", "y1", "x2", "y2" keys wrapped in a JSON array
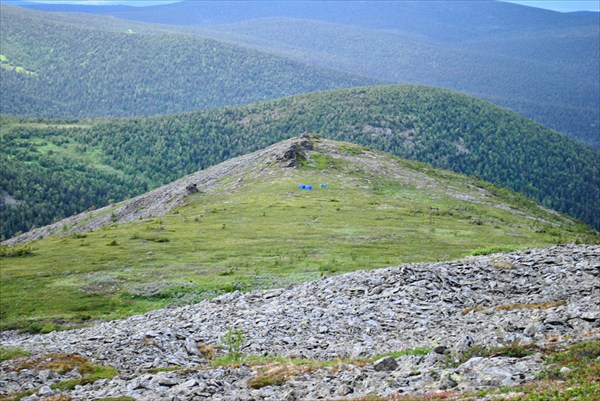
[
  {"x1": 0, "y1": 244, "x2": 33, "y2": 258},
  {"x1": 0, "y1": 345, "x2": 30, "y2": 361},
  {"x1": 247, "y1": 373, "x2": 287, "y2": 389}
]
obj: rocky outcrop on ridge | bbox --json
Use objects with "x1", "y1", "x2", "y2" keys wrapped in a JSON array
[{"x1": 1, "y1": 244, "x2": 599, "y2": 400}]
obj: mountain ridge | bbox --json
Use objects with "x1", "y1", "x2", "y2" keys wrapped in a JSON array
[
  {"x1": 197, "y1": 16, "x2": 599, "y2": 147},
  {"x1": 6, "y1": 0, "x2": 596, "y2": 33},
  {"x1": 2, "y1": 85, "x2": 598, "y2": 241},
  {"x1": 1, "y1": 2, "x2": 597, "y2": 146},
  {"x1": 5, "y1": 133, "x2": 587, "y2": 246}
]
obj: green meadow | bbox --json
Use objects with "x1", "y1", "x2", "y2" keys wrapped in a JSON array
[{"x1": 1, "y1": 143, "x2": 597, "y2": 332}]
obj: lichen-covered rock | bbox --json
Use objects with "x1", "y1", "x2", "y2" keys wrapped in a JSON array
[{"x1": 373, "y1": 356, "x2": 399, "y2": 371}]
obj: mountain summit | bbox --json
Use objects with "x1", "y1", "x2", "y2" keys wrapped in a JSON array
[
  {"x1": 4, "y1": 134, "x2": 592, "y2": 246},
  {"x1": 3, "y1": 86, "x2": 598, "y2": 241}
]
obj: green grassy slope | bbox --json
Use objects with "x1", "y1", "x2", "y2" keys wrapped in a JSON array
[
  {"x1": 1, "y1": 136, "x2": 596, "y2": 332},
  {"x1": 2, "y1": 86, "x2": 598, "y2": 240},
  {"x1": 0, "y1": 5, "x2": 371, "y2": 118}
]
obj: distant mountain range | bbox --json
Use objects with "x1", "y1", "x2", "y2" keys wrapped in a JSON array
[
  {"x1": 197, "y1": 16, "x2": 599, "y2": 147},
  {"x1": 6, "y1": 1, "x2": 597, "y2": 34},
  {"x1": 1, "y1": 1, "x2": 598, "y2": 147},
  {"x1": 2, "y1": 85, "x2": 598, "y2": 240}
]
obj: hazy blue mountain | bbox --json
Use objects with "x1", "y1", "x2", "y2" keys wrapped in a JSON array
[
  {"x1": 0, "y1": 5, "x2": 372, "y2": 118},
  {"x1": 2, "y1": 1, "x2": 597, "y2": 147},
  {"x1": 197, "y1": 17, "x2": 598, "y2": 147},
  {"x1": 5, "y1": 1, "x2": 596, "y2": 35},
  {"x1": 569, "y1": 11, "x2": 600, "y2": 17}
]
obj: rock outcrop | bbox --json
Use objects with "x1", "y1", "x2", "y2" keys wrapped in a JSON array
[{"x1": 1, "y1": 244, "x2": 598, "y2": 400}]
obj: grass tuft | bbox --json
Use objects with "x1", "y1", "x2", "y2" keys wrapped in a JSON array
[
  {"x1": 0, "y1": 345, "x2": 30, "y2": 361},
  {"x1": 40, "y1": 396, "x2": 73, "y2": 401},
  {"x1": 470, "y1": 245, "x2": 522, "y2": 256},
  {"x1": 463, "y1": 300, "x2": 566, "y2": 315},
  {"x1": 12, "y1": 353, "x2": 118, "y2": 393},
  {"x1": 495, "y1": 300, "x2": 566, "y2": 311},
  {"x1": 247, "y1": 371, "x2": 288, "y2": 389}
]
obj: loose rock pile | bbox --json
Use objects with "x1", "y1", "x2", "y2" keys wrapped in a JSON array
[{"x1": 1, "y1": 244, "x2": 598, "y2": 400}]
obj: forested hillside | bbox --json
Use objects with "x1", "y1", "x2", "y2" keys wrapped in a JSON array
[
  {"x1": 2, "y1": 86, "x2": 598, "y2": 240},
  {"x1": 0, "y1": 5, "x2": 370, "y2": 118},
  {"x1": 5, "y1": 0, "x2": 598, "y2": 147},
  {"x1": 0, "y1": 116, "x2": 151, "y2": 239},
  {"x1": 199, "y1": 18, "x2": 599, "y2": 147}
]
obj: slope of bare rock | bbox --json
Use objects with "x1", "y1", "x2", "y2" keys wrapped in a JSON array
[{"x1": 1, "y1": 244, "x2": 598, "y2": 400}]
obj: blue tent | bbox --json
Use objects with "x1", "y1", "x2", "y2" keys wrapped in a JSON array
[
  {"x1": 320, "y1": 183, "x2": 329, "y2": 189},
  {"x1": 297, "y1": 184, "x2": 313, "y2": 190}
]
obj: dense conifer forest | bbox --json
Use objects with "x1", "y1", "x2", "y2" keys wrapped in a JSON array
[
  {"x1": 0, "y1": 5, "x2": 370, "y2": 118},
  {"x1": 1, "y1": 3, "x2": 598, "y2": 147}
]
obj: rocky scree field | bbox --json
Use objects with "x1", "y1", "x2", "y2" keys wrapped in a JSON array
[{"x1": 0, "y1": 244, "x2": 599, "y2": 400}]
